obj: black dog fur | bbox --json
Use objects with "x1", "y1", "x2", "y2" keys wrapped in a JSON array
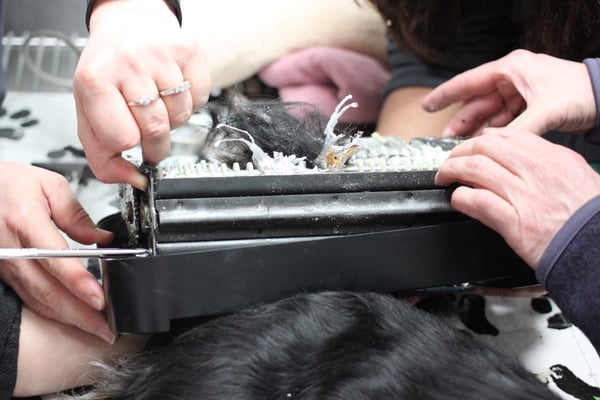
[{"x1": 77, "y1": 291, "x2": 557, "y2": 400}]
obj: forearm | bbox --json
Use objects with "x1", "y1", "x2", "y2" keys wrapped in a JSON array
[
  {"x1": 15, "y1": 307, "x2": 146, "y2": 397},
  {"x1": 376, "y1": 87, "x2": 460, "y2": 139},
  {"x1": 378, "y1": 36, "x2": 466, "y2": 140},
  {"x1": 86, "y1": 0, "x2": 182, "y2": 30}
]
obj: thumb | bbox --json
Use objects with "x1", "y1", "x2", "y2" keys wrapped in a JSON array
[
  {"x1": 506, "y1": 106, "x2": 550, "y2": 135},
  {"x1": 44, "y1": 181, "x2": 113, "y2": 246}
]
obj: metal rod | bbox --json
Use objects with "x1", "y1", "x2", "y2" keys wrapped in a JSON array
[{"x1": 0, "y1": 248, "x2": 149, "y2": 259}]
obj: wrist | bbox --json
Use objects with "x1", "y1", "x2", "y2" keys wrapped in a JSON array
[{"x1": 85, "y1": 0, "x2": 182, "y2": 31}]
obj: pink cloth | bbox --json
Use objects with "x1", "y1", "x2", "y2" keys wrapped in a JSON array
[{"x1": 259, "y1": 46, "x2": 391, "y2": 124}]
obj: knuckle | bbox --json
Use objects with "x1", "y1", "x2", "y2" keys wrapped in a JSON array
[
  {"x1": 45, "y1": 171, "x2": 71, "y2": 192},
  {"x1": 170, "y1": 109, "x2": 192, "y2": 127},
  {"x1": 72, "y1": 67, "x2": 95, "y2": 85},
  {"x1": 464, "y1": 154, "x2": 491, "y2": 170},
  {"x1": 90, "y1": 167, "x2": 115, "y2": 183},
  {"x1": 89, "y1": 164, "x2": 122, "y2": 184},
  {"x1": 179, "y1": 37, "x2": 206, "y2": 60},
  {"x1": 30, "y1": 302, "x2": 54, "y2": 319},
  {"x1": 142, "y1": 118, "x2": 170, "y2": 140},
  {"x1": 70, "y1": 206, "x2": 94, "y2": 227},
  {"x1": 508, "y1": 49, "x2": 531, "y2": 61},
  {"x1": 112, "y1": 134, "x2": 140, "y2": 152},
  {"x1": 37, "y1": 287, "x2": 63, "y2": 312},
  {"x1": 471, "y1": 132, "x2": 506, "y2": 154}
]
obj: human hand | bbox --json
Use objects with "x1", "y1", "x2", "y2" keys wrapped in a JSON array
[
  {"x1": 0, "y1": 162, "x2": 116, "y2": 344},
  {"x1": 435, "y1": 128, "x2": 600, "y2": 268},
  {"x1": 422, "y1": 49, "x2": 597, "y2": 137},
  {"x1": 74, "y1": 0, "x2": 210, "y2": 189}
]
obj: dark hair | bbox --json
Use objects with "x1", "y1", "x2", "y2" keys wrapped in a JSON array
[
  {"x1": 369, "y1": 0, "x2": 600, "y2": 62},
  {"x1": 77, "y1": 291, "x2": 558, "y2": 400}
]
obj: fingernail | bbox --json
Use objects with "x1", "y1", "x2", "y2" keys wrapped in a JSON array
[
  {"x1": 423, "y1": 104, "x2": 439, "y2": 112},
  {"x1": 441, "y1": 128, "x2": 455, "y2": 137},
  {"x1": 130, "y1": 173, "x2": 149, "y2": 191},
  {"x1": 82, "y1": 278, "x2": 105, "y2": 310},
  {"x1": 98, "y1": 329, "x2": 117, "y2": 345},
  {"x1": 95, "y1": 227, "x2": 114, "y2": 242},
  {"x1": 88, "y1": 294, "x2": 105, "y2": 311},
  {"x1": 94, "y1": 227, "x2": 112, "y2": 235}
]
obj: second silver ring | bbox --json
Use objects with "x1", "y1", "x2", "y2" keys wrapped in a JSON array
[{"x1": 159, "y1": 81, "x2": 191, "y2": 97}]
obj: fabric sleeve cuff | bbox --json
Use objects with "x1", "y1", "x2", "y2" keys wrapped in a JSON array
[
  {"x1": 583, "y1": 58, "x2": 600, "y2": 144},
  {"x1": 536, "y1": 194, "x2": 600, "y2": 285}
]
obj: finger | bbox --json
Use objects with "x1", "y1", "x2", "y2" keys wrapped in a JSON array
[
  {"x1": 422, "y1": 59, "x2": 509, "y2": 111},
  {"x1": 439, "y1": 128, "x2": 534, "y2": 176},
  {"x1": 6, "y1": 264, "x2": 115, "y2": 344},
  {"x1": 181, "y1": 47, "x2": 211, "y2": 111},
  {"x1": 486, "y1": 108, "x2": 519, "y2": 129},
  {"x1": 74, "y1": 80, "x2": 142, "y2": 154},
  {"x1": 15, "y1": 211, "x2": 106, "y2": 312},
  {"x1": 77, "y1": 114, "x2": 148, "y2": 189},
  {"x1": 9, "y1": 175, "x2": 107, "y2": 312},
  {"x1": 449, "y1": 185, "x2": 519, "y2": 252},
  {"x1": 154, "y1": 50, "x2": 211, "y2": 127},
  {"x1": 485, "y1": 87, "x2": 527, "y2": 128},
  {"x1": 506, "y1": 104, "x2": 552, "y2": 134},
  {"x1": 159, "y1": 82, "x2": 193, "y2": 128},
  {"x1": 440, "y1": 92, "x2": 505, "y2": 137},
  {"x1": 122, "y1": 76, "x2": 171, "y2": 165},
  {"x1": 40, "y1": 257, "x2": 105, "y2": 311},
  {"x1": 435, "y1": 154, "x2": 519, "y2": 204},
  {"x1": 156, "y1": 76, "x2": 193, "y2": 129},
  {"x1": 41, "y1": 172, "x2": 113, "y2": 245}
]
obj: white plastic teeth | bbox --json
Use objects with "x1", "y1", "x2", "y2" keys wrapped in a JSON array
[
  {"x1": 344, "y1": 136, "x2": 454, "y2": 173},
  {"x1": 157, "y1": 136, "x2": 457, "y2": 178},
  {"x1": 158, "y1": 158, "x2": 262, "y2": 178}
]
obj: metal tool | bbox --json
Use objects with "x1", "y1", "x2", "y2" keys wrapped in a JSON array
[{"x1": 0, "y1": 247, "x2": 149, "y2": 259}]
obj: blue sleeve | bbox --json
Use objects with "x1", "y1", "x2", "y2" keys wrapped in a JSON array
[
  {"x1": 537, "y1": 194, "x2": 600, "y2": 350},
  {"x1": 583, "y1": 58, "x2": 600, "y2": 144}
]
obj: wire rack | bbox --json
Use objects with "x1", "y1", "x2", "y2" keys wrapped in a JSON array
[{"x1": 2, "y1": 30, "x2": 86, "y2": 92}]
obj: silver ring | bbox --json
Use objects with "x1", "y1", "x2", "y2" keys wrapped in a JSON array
[
  {"x1": 127, "y1": 94, "x2": 160, "y2": 107},
  {"x1": 159, "y1": 81, "x2": 191, "y2": 97}
]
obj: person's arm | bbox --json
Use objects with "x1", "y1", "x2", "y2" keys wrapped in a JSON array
[
  {"x1": 14, "y1": 306, "x2": 145, "y2": 397},
  {"x1": 375, "y1": 37, "x2": 460, "y2": 139},
  {"x1": 536, "y1": 196, "x2": 600, "y2": 350},
  {"x1": 76, "y1": 0, "x2": 210, "y2": 189},
  {"x1": 376, "y1": 87, "x2": 460, "y2": 139}
]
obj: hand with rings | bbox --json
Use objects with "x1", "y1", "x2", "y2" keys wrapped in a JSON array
[{"x1": 74, "y1": 0, "x2": 211, "y2": 189}]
